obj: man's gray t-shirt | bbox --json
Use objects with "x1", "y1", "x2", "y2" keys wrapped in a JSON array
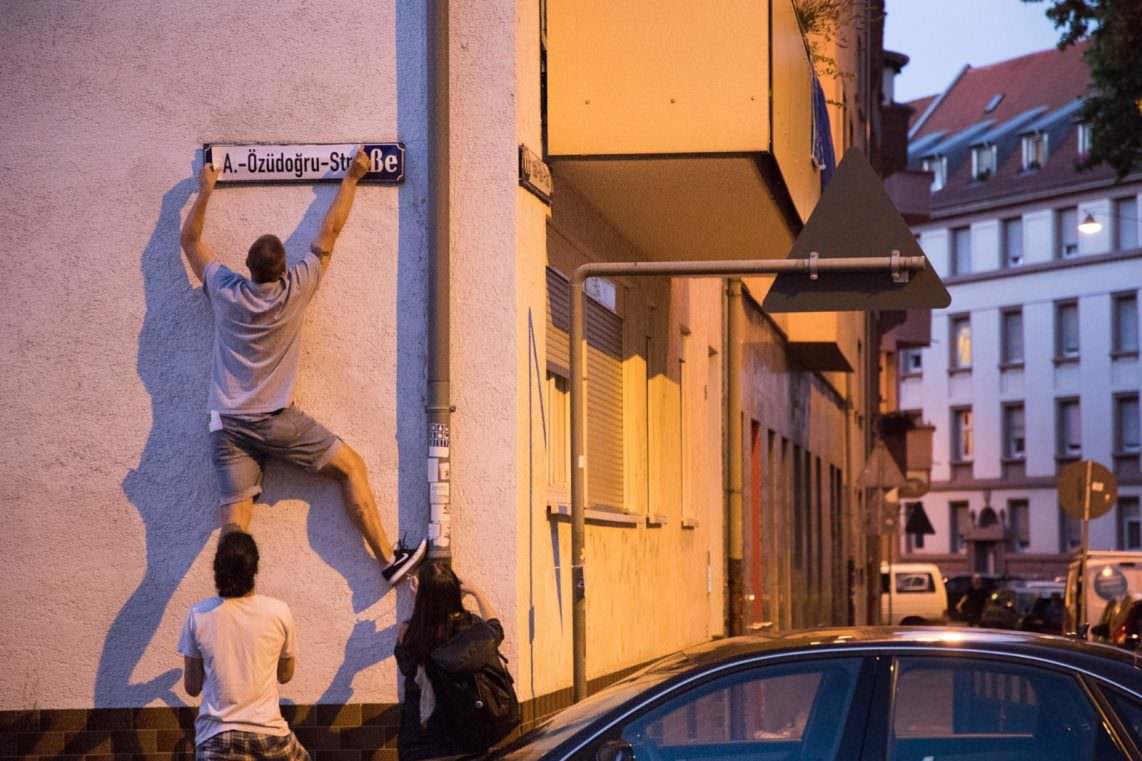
[{"x1": 204, "y1": 253, "x2": 322, "y2": 414}]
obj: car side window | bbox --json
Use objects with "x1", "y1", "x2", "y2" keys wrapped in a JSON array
[
  {"x1": 890, "y1": 657, "x2": 1124, "y2": 761},
  {"x1": 1102, "y1": 687, "x2": 1142, "y2": 749},
  {"x1": 616, "y1": 658, "x2": 862, "y2": 761},
  {"x1": 896, "y1": 573, "x2": 935, "y2": 593}
]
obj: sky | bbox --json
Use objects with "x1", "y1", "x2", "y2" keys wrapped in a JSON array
[{"x1": 885, "y1": 0, "x2": 1065, "y2": 103}]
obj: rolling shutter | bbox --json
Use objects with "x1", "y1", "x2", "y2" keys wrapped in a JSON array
[{"x1": 547, "y1": 267, "x2": 625, "y2": 510}]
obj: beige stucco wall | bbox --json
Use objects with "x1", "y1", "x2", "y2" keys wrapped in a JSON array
[{"x1": 0, "y1": 0, "x2": 532, "y2": 710}]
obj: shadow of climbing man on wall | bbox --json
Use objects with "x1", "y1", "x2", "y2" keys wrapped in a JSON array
[{"x1": 100, "y1": 172, "x2": 214, "y2": 708}]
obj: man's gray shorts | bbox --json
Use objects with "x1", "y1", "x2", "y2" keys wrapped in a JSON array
[{"x1": 211, "y1": 405, "x2": 342, "y2": 506}]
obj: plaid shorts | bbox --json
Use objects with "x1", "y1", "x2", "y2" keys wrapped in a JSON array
[{"x1": 196, "y1": 730, "x2": 310, "y2": 761}]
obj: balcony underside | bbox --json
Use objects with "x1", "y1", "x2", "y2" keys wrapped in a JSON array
[{"x1": 551, "y1": 155, "x2": 800, "y2": 263}]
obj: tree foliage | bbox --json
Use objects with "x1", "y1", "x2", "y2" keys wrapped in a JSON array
[{"x1": 1025, "y1": 0, "x2": 1142, "y2": 178}]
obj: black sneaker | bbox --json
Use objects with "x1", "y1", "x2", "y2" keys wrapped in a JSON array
[{"x1": 382, "y1": 538, "x2": 427, "y2": 584}]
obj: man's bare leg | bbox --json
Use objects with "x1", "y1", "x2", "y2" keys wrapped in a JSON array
[
  {"x1": 221, "y1": 498, "x2": 254, "y2": 535},
  {"x1": 319, "y1": 444, "x2": 394, "y2": 563}
]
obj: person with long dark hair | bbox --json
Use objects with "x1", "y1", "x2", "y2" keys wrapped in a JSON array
[
  {"x1": 178, "y1": 532, "x2": 309, "y2": 761},
  {"x1": 394, "y1": 561, "x2": 502, "y2": 760}
]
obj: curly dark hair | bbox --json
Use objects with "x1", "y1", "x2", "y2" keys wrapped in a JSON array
[{"x1": 214, "y1": 531, "x2": 259, "y2": 598}]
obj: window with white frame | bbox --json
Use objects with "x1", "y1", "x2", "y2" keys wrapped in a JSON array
[
  {"x1": 950, "y1": 315, "x2": 971, "y2": 371},
  {"x1": 1116, "y1": 394, "x2": 1140, "y2": 455},
  {"x1": 1119, "y1": 497, "x2": 1141, "y2": 551},
  {"x1": 899, "y1": 347, "x2": 923, "y2": 377},
  {"x1": 923, "y1": 156, "x2": 947, "y2": 191},
  {"x1": 971, "y1": 144, "x2": 996, "y2": 181},
  {"x1": 1077, "y1": 122, "x2": 1092, "y2": 156},
  {"x1": 1001, "y1": 308, "x2": 1024, "y2": 365},
  {"x1": 1115, "y1": 197, "x2": 1139, "y2": 251},
  {"x1": 951, "y1": 226, "x2": 972, "y2": 275},
  {"x1": 1008, "y1": 499, "x2": 1030, "y2": 552},
  {"x1": 950, "y1": 502, "x2": 970, "y2": 553},
  {"x1": 1113, "y1": 292, "x2": 1139, "y2": 355},
  {"x1": 1002, "y1": 217, "x2": 1023, "y2": 267},
  {"x1": 952, "y1": 407, "x2": 973, "y2": 462},
  {"x1": 1057, "y1": 206, "x2": 1079, "y2": 258},
  {"x1": 1057, "y1": 398, "x2": 1081, "y2": 459},
  {"x1": 1022, "y1": 132, "x2": 1047, "y2": 170},
  {"x1": 1055, "y1": 301, "x2": 1079, "y2": 360},
  {"x1": 1003, "y1": 403, "x2": 1026, "y2": 460}
]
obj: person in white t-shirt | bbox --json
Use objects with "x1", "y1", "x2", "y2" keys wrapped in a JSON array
[{"x1": 179, "y1": 531, "x2": 309, "y2": 761}]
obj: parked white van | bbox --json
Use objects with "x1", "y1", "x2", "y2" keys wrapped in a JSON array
[
  {"x1": 1064, "y1": 550, "x2": 1142, "y2": 634},
  {"x1": 880, "y1": 562, "x2": 949, "y2": 625}
]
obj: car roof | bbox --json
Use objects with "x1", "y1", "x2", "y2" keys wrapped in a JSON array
[{"x1": 670, "y1": 627, "x2": 1142, "y2": 681}]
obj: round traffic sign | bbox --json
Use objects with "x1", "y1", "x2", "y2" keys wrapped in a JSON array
[
  {"x1": 1056, "y1": 459, "x2": 1117, "y2": 519},
  {"x1": 1092, "y1": 565, "x2": 1129, "y2": 601}
]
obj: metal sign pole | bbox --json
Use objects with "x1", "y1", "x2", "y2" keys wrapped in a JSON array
[
  {"x1": 1079, "y1": 459, "x2": 1092, "y2": 633},
  {"x1": 568, "y1": 254, "x2": 930, "y2": 702}
]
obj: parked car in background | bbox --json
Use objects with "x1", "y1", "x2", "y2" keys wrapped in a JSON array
[
  {"x1": 489, "y1": 628, "x2": 1142, "y2": 760},
  {"x1": 1020, "y1": 591, "x2": 1066, "y2": 635},
  {"x1": 1092, "y1": 594, "x2": 1142, "y2": 652},
  {"x1": 979, "y1": 582, "x2": 1065, "y2": 632},
  {"x1": 880, "y1": 563, "x2": 948, "y2": 625}
]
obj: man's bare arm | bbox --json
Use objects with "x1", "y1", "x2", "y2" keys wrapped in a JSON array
[
  {"x1": 277, "y1": 655, "x2": 295, "y2": 684},
  {"x1": 183, "y1": 656, "x2": 205, "y2": 697},
  {"x1": 180, "y1": 164, "x2": 222, "y2": 283},
  {"x1": 310, "y1": 147, "x2": 371, "y2": 271}
]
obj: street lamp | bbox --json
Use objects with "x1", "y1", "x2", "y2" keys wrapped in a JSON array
[{"x1": 1078, "y1": 212, "x2": 1102, "y2": 235}]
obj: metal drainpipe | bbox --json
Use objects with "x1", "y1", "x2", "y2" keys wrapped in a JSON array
[
  {"x1": 570, "y1": 276, "x2": 587, "y2": 701},
  {"x1": 726, "y1": 279, "x2": 744, "y2": 637},
  {"x1": 426, "y1": 0, "x2": 453, "y2": 561}
]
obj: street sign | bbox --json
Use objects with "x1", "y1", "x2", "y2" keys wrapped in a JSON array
[
  {"x1": 1092, "y1": 565, "x2": 1129, "y2": 601},
  {"x1": 204, "y1": 143, "x2": 405, "y2": 184},
  {"x1": 1057, "y1": 459, "x2": 1117, "y2": 519},
  {"x1": 763, "y1": 148, "x2": 951, "y2": 312},
  {"x1": 858, "y1": 441, "x2": 906, "y2": 489}
]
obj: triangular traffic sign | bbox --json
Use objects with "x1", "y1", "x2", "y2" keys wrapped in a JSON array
[{"x1": 763, "y1": 148, "x2": 951, "y2": 312}]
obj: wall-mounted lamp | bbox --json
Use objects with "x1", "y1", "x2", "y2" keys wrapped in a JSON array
[{"x1": 1078, "y1": 212, "x2": 1103, "y2": 235}]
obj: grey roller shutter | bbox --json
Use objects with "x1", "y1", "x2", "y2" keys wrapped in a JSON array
[{"x1": 546, "y1": 267, "x2": 624, "y2": 511}]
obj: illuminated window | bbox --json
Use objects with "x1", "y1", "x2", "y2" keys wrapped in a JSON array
[{"x1": 950, "y1": 315, "x2": 971, "y2": 371}]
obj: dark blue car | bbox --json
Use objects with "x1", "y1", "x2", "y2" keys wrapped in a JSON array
[{"x1": 490, "y1": 628, "x2": 1142, "y2": 761}]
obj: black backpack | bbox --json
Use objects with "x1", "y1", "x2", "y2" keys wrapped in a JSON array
[{"x1": 428, "y1": 617, "x2": 521, "y2": 750}]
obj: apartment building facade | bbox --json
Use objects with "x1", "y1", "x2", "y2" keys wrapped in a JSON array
[{"x1": 894, "y1": 45, "x2": 1142, "y2": 578}]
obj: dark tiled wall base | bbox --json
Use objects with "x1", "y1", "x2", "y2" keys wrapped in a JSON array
[
  {"x1": 1, "y1": 658, "x2": 654, "y2": 761},
  {"x1": 0, "y1": 705, "x2": 401, "y2": 761}
]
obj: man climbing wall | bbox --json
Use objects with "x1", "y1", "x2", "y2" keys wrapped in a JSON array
[{"x1": 179, "y1": 146, "x2": 425, "y2": 585}]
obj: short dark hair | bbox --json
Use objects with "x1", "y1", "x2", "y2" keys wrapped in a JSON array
[
  {"x1": 214, "y1": 531, "x2": 259, "y2": 598},
  {"x1": 247, "y1": 234, "x2": 286, "y2": 283}
]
